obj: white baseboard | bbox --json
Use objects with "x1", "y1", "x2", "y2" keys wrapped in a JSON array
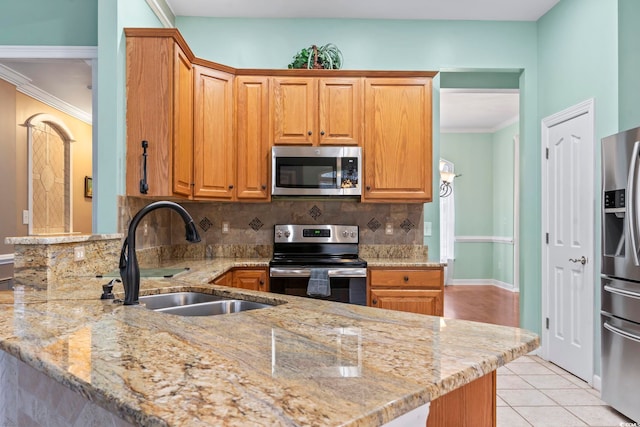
[
  {"x1": 449, "y1": 279, "x2": 519, "y2": 292},
  {"x1": 592, "y1": 375, "x2": 601, "y2": 392}
]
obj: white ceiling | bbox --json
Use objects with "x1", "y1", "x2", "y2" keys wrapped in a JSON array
[{"x1": 0, "y1": 0, "x2": 553, "y2": 128}]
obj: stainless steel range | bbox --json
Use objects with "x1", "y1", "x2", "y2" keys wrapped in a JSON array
[{"x1": 269, "y1": 224, "x2": 367, "y2": 305}]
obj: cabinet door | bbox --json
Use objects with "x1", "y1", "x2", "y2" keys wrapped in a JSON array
[
  {"x1": 318, "y1": 78, "x2": 362, "y2": 145},
  {"x1": 212, "y1": 272, "x2": 232, "y2": 286},
  {"x1": 271, "y1": 77, "x2": 316, "y2": 145},
  {"x1": 126, "y1": 37, "x2": 190, "y2": 198},
  {"x1": 172, "y1": 46, "x2": 194, "y2": 197},
  {"x1": 363, "y1": 78, "x2": 433, "y2": 202},
  {"x1": 370, "y1": 289, "x2": 443, "y2": 316},
  {"x1": 236, "y1": 76, "x2": 270, "y2": 200},
  {"x1": 233, "y1": 269, "x2": 269, "y2": 292},
  {"x1": 193, "y1": 66, "x2": 235, "y2": 200}
]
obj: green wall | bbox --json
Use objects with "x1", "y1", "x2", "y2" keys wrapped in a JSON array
[
  {"x1": 618, "y1": 0, "x2": 640, "y2": 131},
  {"x1": 0, "y1": 0, "x2": 97, "y2": 46},
  {"x1": 94, "y1": 0, "x2": 162, "y2": 233}
]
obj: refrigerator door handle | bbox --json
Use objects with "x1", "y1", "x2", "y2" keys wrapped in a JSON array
[
  {"x1": 603, "y1": 321, "x2": 640, "y2": 344},
  {"x1": 604, "y1": 284, "x2": 640, "y2": 300},
  {"x1": 627, "y1": 140, "x2": 640, "y2": 265}
]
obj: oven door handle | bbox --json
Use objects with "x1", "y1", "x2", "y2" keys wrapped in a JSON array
[{"x1": 270, "y1": 268, "x2": 367, "y2": 278}]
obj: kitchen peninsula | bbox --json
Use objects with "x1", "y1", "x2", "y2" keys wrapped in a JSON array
[{"x1": 0, "y1": 249, "x2": 538, "y2": 427}]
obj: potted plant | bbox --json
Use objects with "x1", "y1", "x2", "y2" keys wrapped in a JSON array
[{"x1": 288, "y1": 44, "x2": 343, "y2": 69}]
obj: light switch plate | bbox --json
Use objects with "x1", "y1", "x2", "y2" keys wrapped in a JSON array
[
  {"x1": 424, "y1": 222, "x2": 432, "y2": 236},
  {"x1": 22, "y1": 210, "x2": 29, "y2": 225}
]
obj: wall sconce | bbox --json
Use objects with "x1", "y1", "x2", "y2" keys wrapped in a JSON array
[{"x1": 439, "y1": 171, "x2": 460, "y2": 198}]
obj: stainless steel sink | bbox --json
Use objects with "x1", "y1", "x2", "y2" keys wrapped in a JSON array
[
  {"x1": 155, "y1": 300, "x2": 271, "y2": 316},
  {"x1": 139, "y1": 292, "x2": 225, "y2": 310},
  {"x1": 139, "y1": 292, "x2": 273, "y2": 316}
]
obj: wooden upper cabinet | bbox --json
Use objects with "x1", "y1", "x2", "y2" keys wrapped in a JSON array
[
  {"x1": 192, "y1": 65, "x2": 235, "y2": 200},
  {"x1": 271, "y1": 77, "x2": 362, "y2": 146},
  {"x1": 235, "y1": 76, "x2": 270, "y2": 200},
  {"x1": 318, "y1": 78, "x2": 362, "y2": 145},
  {"x1": 173, "y1": 48, "x2": 195, "y2": 197},
  {"x1": 363, "y1": 78, "x2": 433, "y2": 202},
  {"x1": 271, "y1": 77, "x2": 316, "y2": 145},
  {"x1": 125, "y1": 35, "x2": 194, "y2": 198}
]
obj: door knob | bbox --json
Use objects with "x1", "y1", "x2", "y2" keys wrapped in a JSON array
[{"x1": 569, "y1": 256, "x2": 587, "y2": 265}]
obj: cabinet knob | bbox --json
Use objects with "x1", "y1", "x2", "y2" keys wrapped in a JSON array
[
  {"x1": 404, "y1": 276, "x2": 409, "y2": 282},
  {"x1": 261, "y1": 185, "x2": 267, "y2": 190},
  {"x1": 366, "y1": 186, "x2": 371, "y2": 191},
  {"x1": 372, "y1": 299, "x2": 378, "y2": 305},
  {"x1": 308, "y1": 130, "x2": 313, "y2": 136},
  {"x1": 229, "y1": 184, "x2": 234, "y2": 189},
  {"x1": 320, "y1": 130, "x2": 325, "y2": 136},
  {"x1": 259, "y1": 280, "x2": 265, "y2": 286}
]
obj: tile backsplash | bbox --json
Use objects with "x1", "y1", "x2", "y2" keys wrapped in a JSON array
[{"x1": 121, "y1": 197, "x2": 426, "y2": 249}]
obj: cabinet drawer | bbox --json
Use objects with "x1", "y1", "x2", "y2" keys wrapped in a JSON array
[{"x1": 370, "y1": 269, "x2": 442, "y2": 288}]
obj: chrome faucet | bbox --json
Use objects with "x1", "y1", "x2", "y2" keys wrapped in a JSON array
[{"x1": 119, "y1": 201, "x2": 201, "y2": 305}]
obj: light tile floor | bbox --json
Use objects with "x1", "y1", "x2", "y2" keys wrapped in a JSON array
[{"x1": 498, "y1": 355, "x2": 636, "y2": 427}]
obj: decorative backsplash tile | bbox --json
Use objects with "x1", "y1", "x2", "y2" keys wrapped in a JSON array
[
  {"x1": 400, "y1": 219, "x2": 416, "y2": 233},
  {"x1": 308, "y1": 205, "x2": 322, "y2": 220},
  {"x1": 121, "y1": 197, "x2": 425, "y2": 249},
  {"x1": 198, "y1": 217, "x2": 213, "y2": 232},
  {"x1": 249, "y1": 217, "x2": 264, "y2": 231},
  {"x1": 367, "y1": 218, "x2": 382, "y2": 232}
]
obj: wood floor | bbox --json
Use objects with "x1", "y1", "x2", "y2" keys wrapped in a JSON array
[{"x1": 444, "y1": 285, "x2": 519, "y2": 327}]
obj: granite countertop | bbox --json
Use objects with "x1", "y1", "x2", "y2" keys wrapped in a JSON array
[{"x1": 0, "y1": 258, "x2": 538, "y2": 426}]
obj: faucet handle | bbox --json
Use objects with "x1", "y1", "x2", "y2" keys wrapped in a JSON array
[{"x1": 100, "y1": 278, "x2": 121, "y2": 300}]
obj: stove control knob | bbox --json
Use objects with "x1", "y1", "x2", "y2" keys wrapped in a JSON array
[
  {"x1": 350, "y1": 231, "x2": 356, "y2": 238},
  {"x1": 276, "y1": 230, "x2": 283, "y2": 238},
  {"x1": 284, "y1": 230, "x2": 291, "y2": 238},
  {"x1": 342, "y1": 230, "x2": 348, "y2": 237}
]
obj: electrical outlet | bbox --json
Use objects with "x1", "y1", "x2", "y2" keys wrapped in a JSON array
[
  {"x1": 385, "y1": 223, "x2": 393, "y2": 235},
  {"x1": 222, "y1": 221, "x2": 230, "y2": 234},
  {"x1": 22, "y1": 210, "x2": 29, "y2": 225},
  {"x1": 74, "y1": 246, "x2": 85, "y2": 262},
  {"x1": 424, "y1": 222, "x2": 432, "y2": 237},
  {"x1": 143, "y1": 222, "x2": 148, "y2": 236}
]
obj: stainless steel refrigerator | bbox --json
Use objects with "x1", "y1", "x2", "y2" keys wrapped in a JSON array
[{"x1": 601, "y1": 127, "x2": 640, "y2": 423}]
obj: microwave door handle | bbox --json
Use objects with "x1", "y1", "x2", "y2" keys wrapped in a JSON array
[{"x1": 627, "y1": 140, "x2": 640, "y2": 266}]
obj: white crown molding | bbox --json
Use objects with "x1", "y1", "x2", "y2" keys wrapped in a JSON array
[
  {"x1": 441, "y1": 115, "x2": 519, "y2": 134},
  {"x1": 0, "y1": 64, "x2": 92, "y2": 124},
  {"x1": 0, "y1": 46, "x2": 97, "y2": 59},
  {"x1": 0, "y1": 46, "x2": 95, "y2": 124},
  {"x1": 146, "y1": 0, "x2": 175, "y2": 28}
]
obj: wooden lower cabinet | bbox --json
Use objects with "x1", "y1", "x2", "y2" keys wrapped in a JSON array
[
  {"x1": 427, "y1": 371, "x2": 496, "y2": 427},
  {"x1": 368, "y1": 267, "x2": 444, "y2": 316},
  {"x1": 212, "y1": 268, "x2": 269, "y2": 292},
  {"x1": 232, "y1": 268, "x2": 269, "y2": 292}
]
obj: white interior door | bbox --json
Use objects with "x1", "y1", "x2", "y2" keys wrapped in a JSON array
[{"x1": 542, "y1": 99, "x2": 595, "y2": 383}]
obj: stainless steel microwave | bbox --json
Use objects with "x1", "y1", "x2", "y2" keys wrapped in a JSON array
[{"x1": 271, "y1": 146, "x2": 362, "y2": 197}]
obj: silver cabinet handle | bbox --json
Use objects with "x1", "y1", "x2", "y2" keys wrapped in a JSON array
[{"x1": 569, "y1": 256, "x2": 587, "y2": 265}]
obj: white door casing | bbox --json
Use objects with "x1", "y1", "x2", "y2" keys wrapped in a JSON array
[{"x1": 541, "y1": 99, "x2": 595, "y2": 383}]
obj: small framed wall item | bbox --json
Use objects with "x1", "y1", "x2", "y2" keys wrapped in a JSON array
[{"x1": 84, "y1": 176, "x2": 93, "y2": 198}]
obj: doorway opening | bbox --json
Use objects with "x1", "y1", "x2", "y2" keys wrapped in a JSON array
[{"x1": 439, "y1": 71, "x2": 520, "y2": 328}]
